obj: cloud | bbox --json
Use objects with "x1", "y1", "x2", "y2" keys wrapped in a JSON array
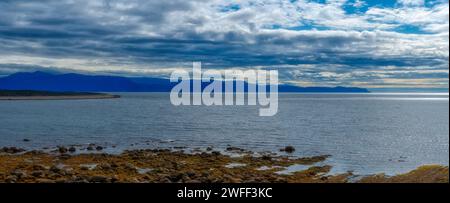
[
  {"x1": 398, "y1": 0, "x2": 425, "y2": 7},
  {"x1": 0, "y1": 0, "x2": 448, "y2": 89}
]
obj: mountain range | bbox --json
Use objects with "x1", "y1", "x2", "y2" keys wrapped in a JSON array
[{"x1": 0, "y1": 71, "x2": 369, "y2": 93}]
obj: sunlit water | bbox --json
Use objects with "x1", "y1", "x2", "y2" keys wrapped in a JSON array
[{"x1": 0, "y1": 93, "x2": 448, "y2": 176}]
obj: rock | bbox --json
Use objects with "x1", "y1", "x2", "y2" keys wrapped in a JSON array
[
  {"x1": 36, "y1": 178, "x2": 56, "y2": 183},
  {"x1": 261, "y1": 155, "x2": 272, "y2": 160},
  {"x1": 122, "y1": 163, "x2": 137, "y2": 173},
  {"x1": 68, "y1": 147, "x2": 76, "y2": 153},
  {"x1": 212, "y1": 151, "x2": 221, "y2": 156},
  {"x1": 87, "y1": 146, "x2": 94, "y2": 151},
  {"x1": 206, "y1": 146, "x2": 213, "y2": 151},
  {"x1": 274, "y1": 177, "x2": 287, "y2": 183},
  {"x1": 89, "y1": 175, "x2": 110, "y2": 183},
  {"x1": 110, "y1": 176, "x2": 119, "y2": 183},
  {"x1": 55, "y1": 179, "x2": 68, "y2": 183},
  {"x1": 58, "y1": 154, "x2": 71, "y2": 160},
  {"x1": 96, "y1": 146, "x2": 103, "y2": 151},
  {"x1": 1, "y1": 147, "x2": 26, "y2": 154},
  {"x1": 11, "y1": 170, "x2": 27, "y2": 178},
  {"x1": 70, "y1": 176, "x2": 90, "y2": 183},
  {"x1": 186, "y1": 171, "x2": 196, "y2": 177},
  {"x1": 5, "y1": 175, "x2": 17, "y2": 183},
  {"x1": 58, "y1": 146, "x2": 68, "y2": 154},
  {"x1": 50, "y1": 164, "x2": 65, "y2": 174},
  {"x1": 159, "y1": 177, "x2": 172, "y2": 183},
  {"x1": 32, "y1": 164, "x2": 48, "y2": 171},
  {"x1": 226, "y1": 147, "x2": 243, "y2": 152},
  {"x1": 280, "y1": 146, "x2": 295, "y2": 153},
  {"x1": 110, "y1": 163, "x2": 119, "y2": 168},
  {"x1": 23, "y1": 139, "x2": 30, "y2": 142},
  {"x1": 26, "y1": 150, "x2": 45, "y2": 155},
  {"x1": 185, "y1": 179, "x2": 202, "y2": 183},
  {"x1": 97, "y1": 163, "x2": 112, "y2": 171},
  {"x1": 31, "y1": 170, "x2": 44, "y2": 178},
  {"x1": 168, "y1": 173, "x2": 185, "y2": 182}
]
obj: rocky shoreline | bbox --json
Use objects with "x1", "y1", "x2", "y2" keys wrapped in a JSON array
[{"x1": 0, "y1": 146, "x2": 448, "y2": 183}]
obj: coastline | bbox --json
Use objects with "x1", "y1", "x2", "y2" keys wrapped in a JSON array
[
  {"x1": 0, "y1": 147, "x2": 448, "y2": 183},
  {"x1": 0, "y1": 94, "x2": 120, "y2": 100}
]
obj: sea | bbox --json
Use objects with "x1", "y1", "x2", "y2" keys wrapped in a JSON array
[{"x1": 0, "y1": 93, "x2": 448, "y2": 176}]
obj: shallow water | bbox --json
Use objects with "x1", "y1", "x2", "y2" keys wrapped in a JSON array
[{"x1": 0, "y1": 93, "x2": 448, "y2": 176}]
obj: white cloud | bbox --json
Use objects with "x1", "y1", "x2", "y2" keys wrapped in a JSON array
[{"x1": 398, "y1": 0, "x2": 425, "y2": 7}]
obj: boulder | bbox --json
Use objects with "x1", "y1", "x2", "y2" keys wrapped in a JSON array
[{"x1": 280, "y1": 146, "x2": 295, "y2": 153}]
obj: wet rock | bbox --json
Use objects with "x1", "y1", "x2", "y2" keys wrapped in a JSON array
[
  {"x1": 68, "y1": 147, "x2": 76, "y2": 153},
  {"x1": 159, "y1": 177, "x2": 172, "y2": 183},
  {"x1": 23, "y1": 139, "x2": 30, "y2": 142},
  {"x1": 261, "y1": 155, "x2": 272, "y2": 160},
  {"x1": 185, "y1": 179, "x2": 202, "y2": 183},
  {"x1": 11, "y1": 170, "x2": 27, "y2": 179},
  {"x1": 50, "y1": 164, "x2": 65, "y2": 174},
  {"x1": 1, "y1": 147, "x2": 26, "y2": 154},
  {"x1": 320, "y1": 176, "x2": 328, "y2": 181},
  {"x1": 96, "y1": 146, "x2": 103, "y2": 151},
  {"x1": 70, "y1": 176, "x2": 90, "y2": 183},
  {"x1": 36, "y1": 178, "x2": 56, "y2": 183},
  {"x1": 25, "y1": 150, "x2": 46, "y2": 155},
  {"x1": 58, "y1": 154, "x2": 71, "y2": 160},
  {"x1": 58, "y1": 146, "x2": 68, "y2": 154},
  {"x1": 55, "y1": 179, "x2": 69, "y2": 183},
  {"x1": 97, "y1": 163, "x2": 112, "y2": 171},
  {"x1": 274, "y1": 177, "x2": 287, "y2": 183},
  {"x1": 226, "y1": 147, "x2": 244, "y2": 152},
  {"x1": 122, "y1": 163, "x2": 137, "y2": 173},
  {"x1": 206, "y1": 146, "x2": 213, "y2": 151},
  {"x1": 89, "y1": 175, "x2": 110, "y2": 183},
  {"x1": 168, "y1": 173, "x2": 185, "y2": 182},
  {"x1": 186, "y1": 171, "x2": 196, "y2": 177},
  {"x1": 31, "y1": 170, "x2": 44, "y2": 178},
  {"x1": 110, "y1": 162, "x2": 119, "y2": 168},
  {"x1": 5, "y1": 175, "x2": 17, "y2": 183},
  {"x1": 280, "y1": 146, "x2": 295, "y2": 153},
  {"x1": 32, "y1": 164, "x2": 48, "y2": 171},
  {"x1": 87, "y1": 146, "x2": 94, "y2": 151},
  {"x1": 212, "y1": 151, "x2": 221, "y2": 156}
]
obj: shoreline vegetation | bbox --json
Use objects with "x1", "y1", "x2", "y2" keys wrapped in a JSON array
[
  {"x1": 0, "y1": 146, "x2": 448, "y2": 183},
  {"x1": 0, "y1": 90, "x2": 120, "y2": 100}
]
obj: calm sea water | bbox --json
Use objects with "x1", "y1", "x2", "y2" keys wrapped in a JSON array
[{"x1": 0, "y1": 93, "x2": 448, "y2": 176}]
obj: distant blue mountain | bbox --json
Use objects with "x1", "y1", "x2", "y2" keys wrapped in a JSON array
[{"x1": 0, "y1": 71, "x2": 369, "y2": 93}]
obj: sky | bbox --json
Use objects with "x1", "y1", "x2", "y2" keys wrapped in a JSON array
[{"x1": 0, "y1": 0, "x2": 448, "y2": 90}]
